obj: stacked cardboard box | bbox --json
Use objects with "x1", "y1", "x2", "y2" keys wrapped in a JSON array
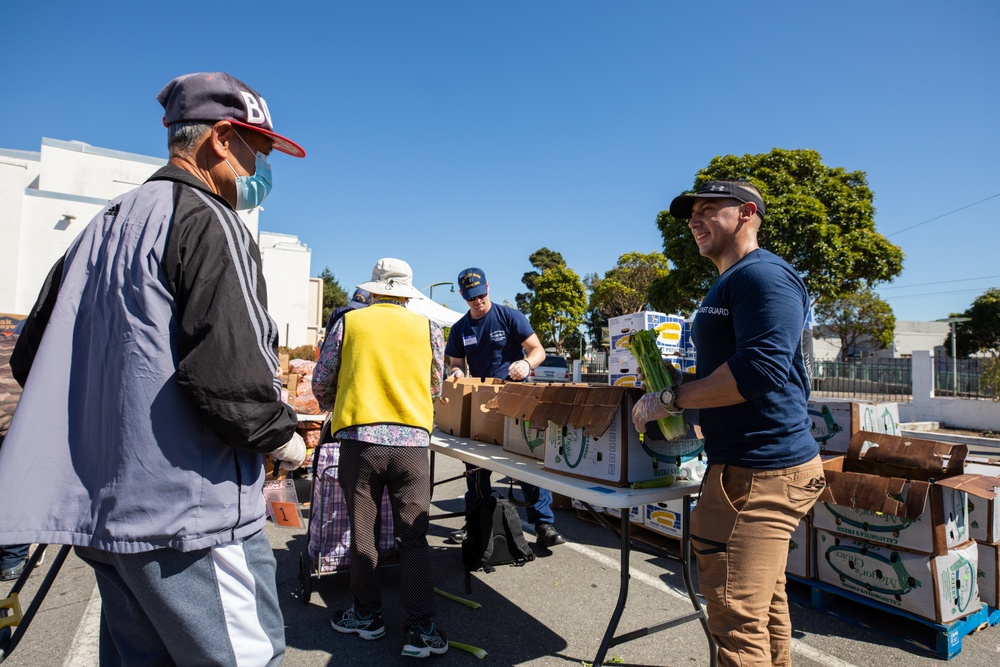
[
  {"x1": 806, "y1": 431, "x2": 996, "y2": 623},
  {"x1": 965, "y1": 456, "x2": 1000, "y2": 609},
  {"x1": 807, "y1": 399, "x2": 901, "y2": 454},
  {"x1": 606, "y1": 311, "x2": 692, "y2": 388}
]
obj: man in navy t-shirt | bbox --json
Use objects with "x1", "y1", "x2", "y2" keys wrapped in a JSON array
[
  {"x1": 445, "y1": 267, "x2": 566, "y2": 548},
  {"x1": 632, "y1": 181, "x2": 826, "y2": 667}
]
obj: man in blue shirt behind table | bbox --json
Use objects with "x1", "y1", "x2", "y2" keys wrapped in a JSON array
[
  {"x1": 632, "y1": 181, "x2": 827, "y2": 667},
  {"x1": 445, "y1": 267, "x2": 566, "y2": 548}
]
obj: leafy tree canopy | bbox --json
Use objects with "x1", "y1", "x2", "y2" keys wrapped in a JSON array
[
  {"x1": 951, "y1": 288, "x2": 1000, "y2": 357},
  {"x1": 590, "y1": 251, "x2": 671, "y2": 317},
  {"x1": 516, "y1": 247, "x2": 566, "y2": 313},
  {"x1": 528, "y1": 265, "x2": 588, "y2": 355},
  {"x1": 319, "y1": 267, "x2": 348, "y2": 325},
  {"x1": 814, "y1": 288, "x2": 896, "y2": 356},
  {"x1": 648, "y1": 148, "x2": 904, "y2": 315}
]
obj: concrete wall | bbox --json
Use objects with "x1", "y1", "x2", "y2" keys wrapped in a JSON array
[{"x1": 910, "y1": 350, "x2": 1000, "y2": 430}]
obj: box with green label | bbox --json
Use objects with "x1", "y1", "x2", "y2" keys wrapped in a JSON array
[
  {"x1": 815, "y1": 432, "x2": 998, "y2": 556},
  {"x1": 815, "y1": 528, "x2": 979, "y2": 623},
  {"x1": 487, "y1": 383, "x2": 701, "y2": 487},
  {"x1": 502, "y1": 416, "x2": 547, "y2": 460}
]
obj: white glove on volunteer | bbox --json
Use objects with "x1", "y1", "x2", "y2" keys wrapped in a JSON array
[
  {"x1": 448, "y1": 367, "x2": 465, "y2": 379},
  {"x1": 270, "y1": 431, "x2": 307, "y2": 471},
  {"x1": 631, "y1": 389, "x2": 683, "y2": 434},
  {"x1": 507, "y1": 359, "x2": 531, "y2": 381}
]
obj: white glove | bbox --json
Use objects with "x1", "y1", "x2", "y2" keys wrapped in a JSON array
[
  {"x1": 448, "y1": 367, "x2": 465, "y2": 379},
  {"x1": 631, "y1": 392, "x2": 682, "y2": 434},
  {"x1": 270, "y1": 431, "x2": 307, "y2": 471},
  {"x1": 508, "y1": 359, "x2": 531, "y2": 381}
]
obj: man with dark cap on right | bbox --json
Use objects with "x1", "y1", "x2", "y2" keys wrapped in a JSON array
[
  {"x1": 632, "y1": 180, "x2": 826, "y2": 667},
  {"x1": 0, "y1": 72, "x2": 306, "y2": 665}
]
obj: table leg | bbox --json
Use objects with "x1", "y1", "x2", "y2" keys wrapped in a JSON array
[
  {"x1": 682, "y1": 494, "x2": 717, "y2": 667},
  {"x1": 592, "y1": 512, "x2": 632, "y2": 666}
]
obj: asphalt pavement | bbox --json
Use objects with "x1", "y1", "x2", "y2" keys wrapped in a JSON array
[{"x1": 3, "y1": 450, "x2": 1000, "y2": 666}]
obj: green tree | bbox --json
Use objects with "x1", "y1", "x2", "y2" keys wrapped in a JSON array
[
  {"x1": 516, "y1": 248, "x2": 566, "y2": 314},
  {"x1": 590, "y1": 251, "x2": 671, "y2": 316},
  {"x1": 648, "y1": 149, "x2": 904, "y2": 314},
  {"x1": 529, "y1": 265, "x2": 588, "y2": 355},
  {"x1": 950, "y1": 288, "x2": 1000, "y2": 357},
  {"x1": 814, "y1": 288, "x2": 896, "y2": 356},
  {"x1": 319, "y1": 267, "x2": 348, "y2": 325}
]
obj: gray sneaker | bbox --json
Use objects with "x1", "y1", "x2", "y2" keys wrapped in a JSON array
[
  {"x1": 402, "y1": 622, "x2": 449, "y2": 658},
  {"x1": 330, "y1": 607, "x2": 386, "y2": 640}
]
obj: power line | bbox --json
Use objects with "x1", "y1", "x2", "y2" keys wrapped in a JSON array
[
  {"x1": 877, "y1": 274, "x2": 1000, "y2": 291},
  {"x1": 882, "y1": 287, "x2": 995, "y2": 301},
  {"x1": 886, "y1": 192, "x2": 1000, "y2": 237}
]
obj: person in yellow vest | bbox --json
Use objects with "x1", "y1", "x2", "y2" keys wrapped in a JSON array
[{"x1": 312, "y1": 258, "x2": 448, "y2": 659}]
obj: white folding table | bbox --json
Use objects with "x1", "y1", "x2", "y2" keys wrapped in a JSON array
[{"x1": 429, "y1": 431, "x2": 717, "y2": 667}]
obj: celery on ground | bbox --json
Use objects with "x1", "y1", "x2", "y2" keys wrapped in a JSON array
[
  {"x1": 629, "y1": 329, "x2": 687, "y2": 440},
  {"x1": 448, "y1": 641, "x2": 488, "y2": 658}
]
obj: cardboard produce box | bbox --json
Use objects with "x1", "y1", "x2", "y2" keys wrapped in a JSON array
[
  {"x1": 502, "y1": 416, "x2": 547, "y2": 460},
  {"x1": 487, "y1": 383, "x2": 702, "y2": 487},
  {"x1": 643, "y1": 497, "x2": 698, "y2": 540},
  {"x1": 807, "y1": 400, "x2": 901, "y2": 454},
  {"x1": 815, "y1": 432, "x2": 999, "y2": 555},
  {"x1": 815, "y1": 528, "x2": 979, "y2": 624},
  {"x1": 963, "y1": 457, "x2": 1000, "y2": 544},
  {"x1": 490, "y1": 382, "x2": 640, "y2": 486},
  {"x1": 786, "y1": 517, "x2": 812, "y2": 579},
  {"x1": 977, "y1": 542, "x2": 998, "y2": 608},
  {"x1": 436, "y1": 377, "x2": 478, "y2": 437},
  {"x1": 469, "y1": 380, "x2": 506, "y2": 444}
]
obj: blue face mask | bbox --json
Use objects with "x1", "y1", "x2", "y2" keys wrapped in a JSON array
[{"x1": 226, "y1": 132, "x2": 272, "y2": 210}]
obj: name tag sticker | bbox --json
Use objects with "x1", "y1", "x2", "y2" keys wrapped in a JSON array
[{"x1": 463, "y1": 335, "x2": 477, "y2": 347}]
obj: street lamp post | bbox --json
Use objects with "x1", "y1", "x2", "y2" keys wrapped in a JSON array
[
  {"x1": 423, "y1": 281, "x2": 455, "y2": 302},
  {"x1": 936, "y1": 317, "x2": 971, "y2": 396}
]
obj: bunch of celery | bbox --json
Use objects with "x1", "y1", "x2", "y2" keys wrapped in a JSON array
[{"x1": 628, "y1": 329, "x2": 687, "y2": 441}]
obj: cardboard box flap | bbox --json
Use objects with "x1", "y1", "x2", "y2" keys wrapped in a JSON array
[
  {"x1": 819, "y1": 457, "x2": 931, "y2": 519},
  {"x1": 934, "y1": 472, "x2": 1000, "y2": 499},
  {"x1": 488, "y1": 383, "x2": 640, "y2": 437},
  {"x1": 846, "y1": 431, "x2": 967, "y2": 480}
]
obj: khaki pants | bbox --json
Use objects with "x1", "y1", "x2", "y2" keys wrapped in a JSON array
[{"x1": 691, "y1": 456, "x2": 825, "y2": 667}]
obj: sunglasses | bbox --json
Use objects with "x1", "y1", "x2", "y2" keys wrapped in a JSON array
[{"x1": 465, "y1": 294, "x2": 487, "y2": 303}]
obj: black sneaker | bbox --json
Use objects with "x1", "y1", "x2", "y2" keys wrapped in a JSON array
[
  {"x1": 330, "y1": 607, "x2": 386, "y2": 640},
  {"x1": 402, "y1": 622, "x2": 449, "y2": 658},
  {"x1": 0, "y1": 560, "x2": 25, "y2": 582},
  {"x1": 448, "y1": 528, "x2": 466, "y2": 543},
  {"x1": 536, "y1": 523, "x2": 566, "y2": 548}
]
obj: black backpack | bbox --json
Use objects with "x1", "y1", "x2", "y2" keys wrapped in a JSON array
[{"x1": 462, "y1": 493, "x2": 535, "y2": 574}]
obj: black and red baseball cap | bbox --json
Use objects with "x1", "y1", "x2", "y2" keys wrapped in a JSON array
[{"x1": 157, "y1": 72, "x2": 305, "y2": 158}]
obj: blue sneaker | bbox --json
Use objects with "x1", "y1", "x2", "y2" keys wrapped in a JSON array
[
  {"x1": 330, "y1": 607, "x2": 386, "y2": 640},
  {"x1": 402, "y1": 621, "x2": 448, "y2": 658}
]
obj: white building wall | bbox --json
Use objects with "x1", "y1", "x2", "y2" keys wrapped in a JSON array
[
  {"x1": 259, "y1": 232, "x2": 313, "y2": 349},
  {"x1": 0, "y1": 138, "x2": 294, "y2": 338}
]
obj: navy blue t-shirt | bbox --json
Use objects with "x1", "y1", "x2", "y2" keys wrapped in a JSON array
[
  {"x1": 692, "y1": 249, "x2": 817, "y2": 469},
  {"x1": 445, "y1": 304, "x2": 534, "y2": 380}
]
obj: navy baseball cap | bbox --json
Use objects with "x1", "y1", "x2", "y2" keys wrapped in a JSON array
[
  {"x1": 157, "y1": 72, "x2": 306, "y2": 158},
  {"x1": 348, "y1": 288, "x2": 371, "y2": 309},
  {"x1": 669, "y1": 180, "x2": 765, "y2": 219},
  {"x1": 457, "y1": 268, "x2": 488, "y2": 300}
]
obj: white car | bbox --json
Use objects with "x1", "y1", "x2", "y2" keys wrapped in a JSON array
[{"x1": 527, "y1": 354, "x2": 570, "y2": 382}]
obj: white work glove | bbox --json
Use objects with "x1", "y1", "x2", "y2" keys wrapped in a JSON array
[
  {"x1": 507, "y1": 359, "x2": 531, "y2": 381},
  {"x1": 448, "y1": 367, "x2": 465, "y2": 379},
  {"x1": 270, "y1": 431, "x2": 307, "y2": 471},
  {"x1": 631, "y1": 391, "x2": 683, "y2": 434}
]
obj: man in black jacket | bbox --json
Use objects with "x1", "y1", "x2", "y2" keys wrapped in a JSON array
[{"x1": 1, "y1": 73, "x2": 307, "y2": 666}]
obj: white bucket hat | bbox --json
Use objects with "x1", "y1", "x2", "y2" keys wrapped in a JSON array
[{"x1": 357, "y1": 258, "x2": 425, "y2": 299}]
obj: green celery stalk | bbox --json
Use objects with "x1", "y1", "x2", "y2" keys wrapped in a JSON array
[{"x1": 629, "y1": 329, "x2": 687, "y2": 440}]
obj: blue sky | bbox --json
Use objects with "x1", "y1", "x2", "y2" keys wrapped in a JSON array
[{"x1": 4, "y1": 1, "x2": 997, "y2": 323}]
